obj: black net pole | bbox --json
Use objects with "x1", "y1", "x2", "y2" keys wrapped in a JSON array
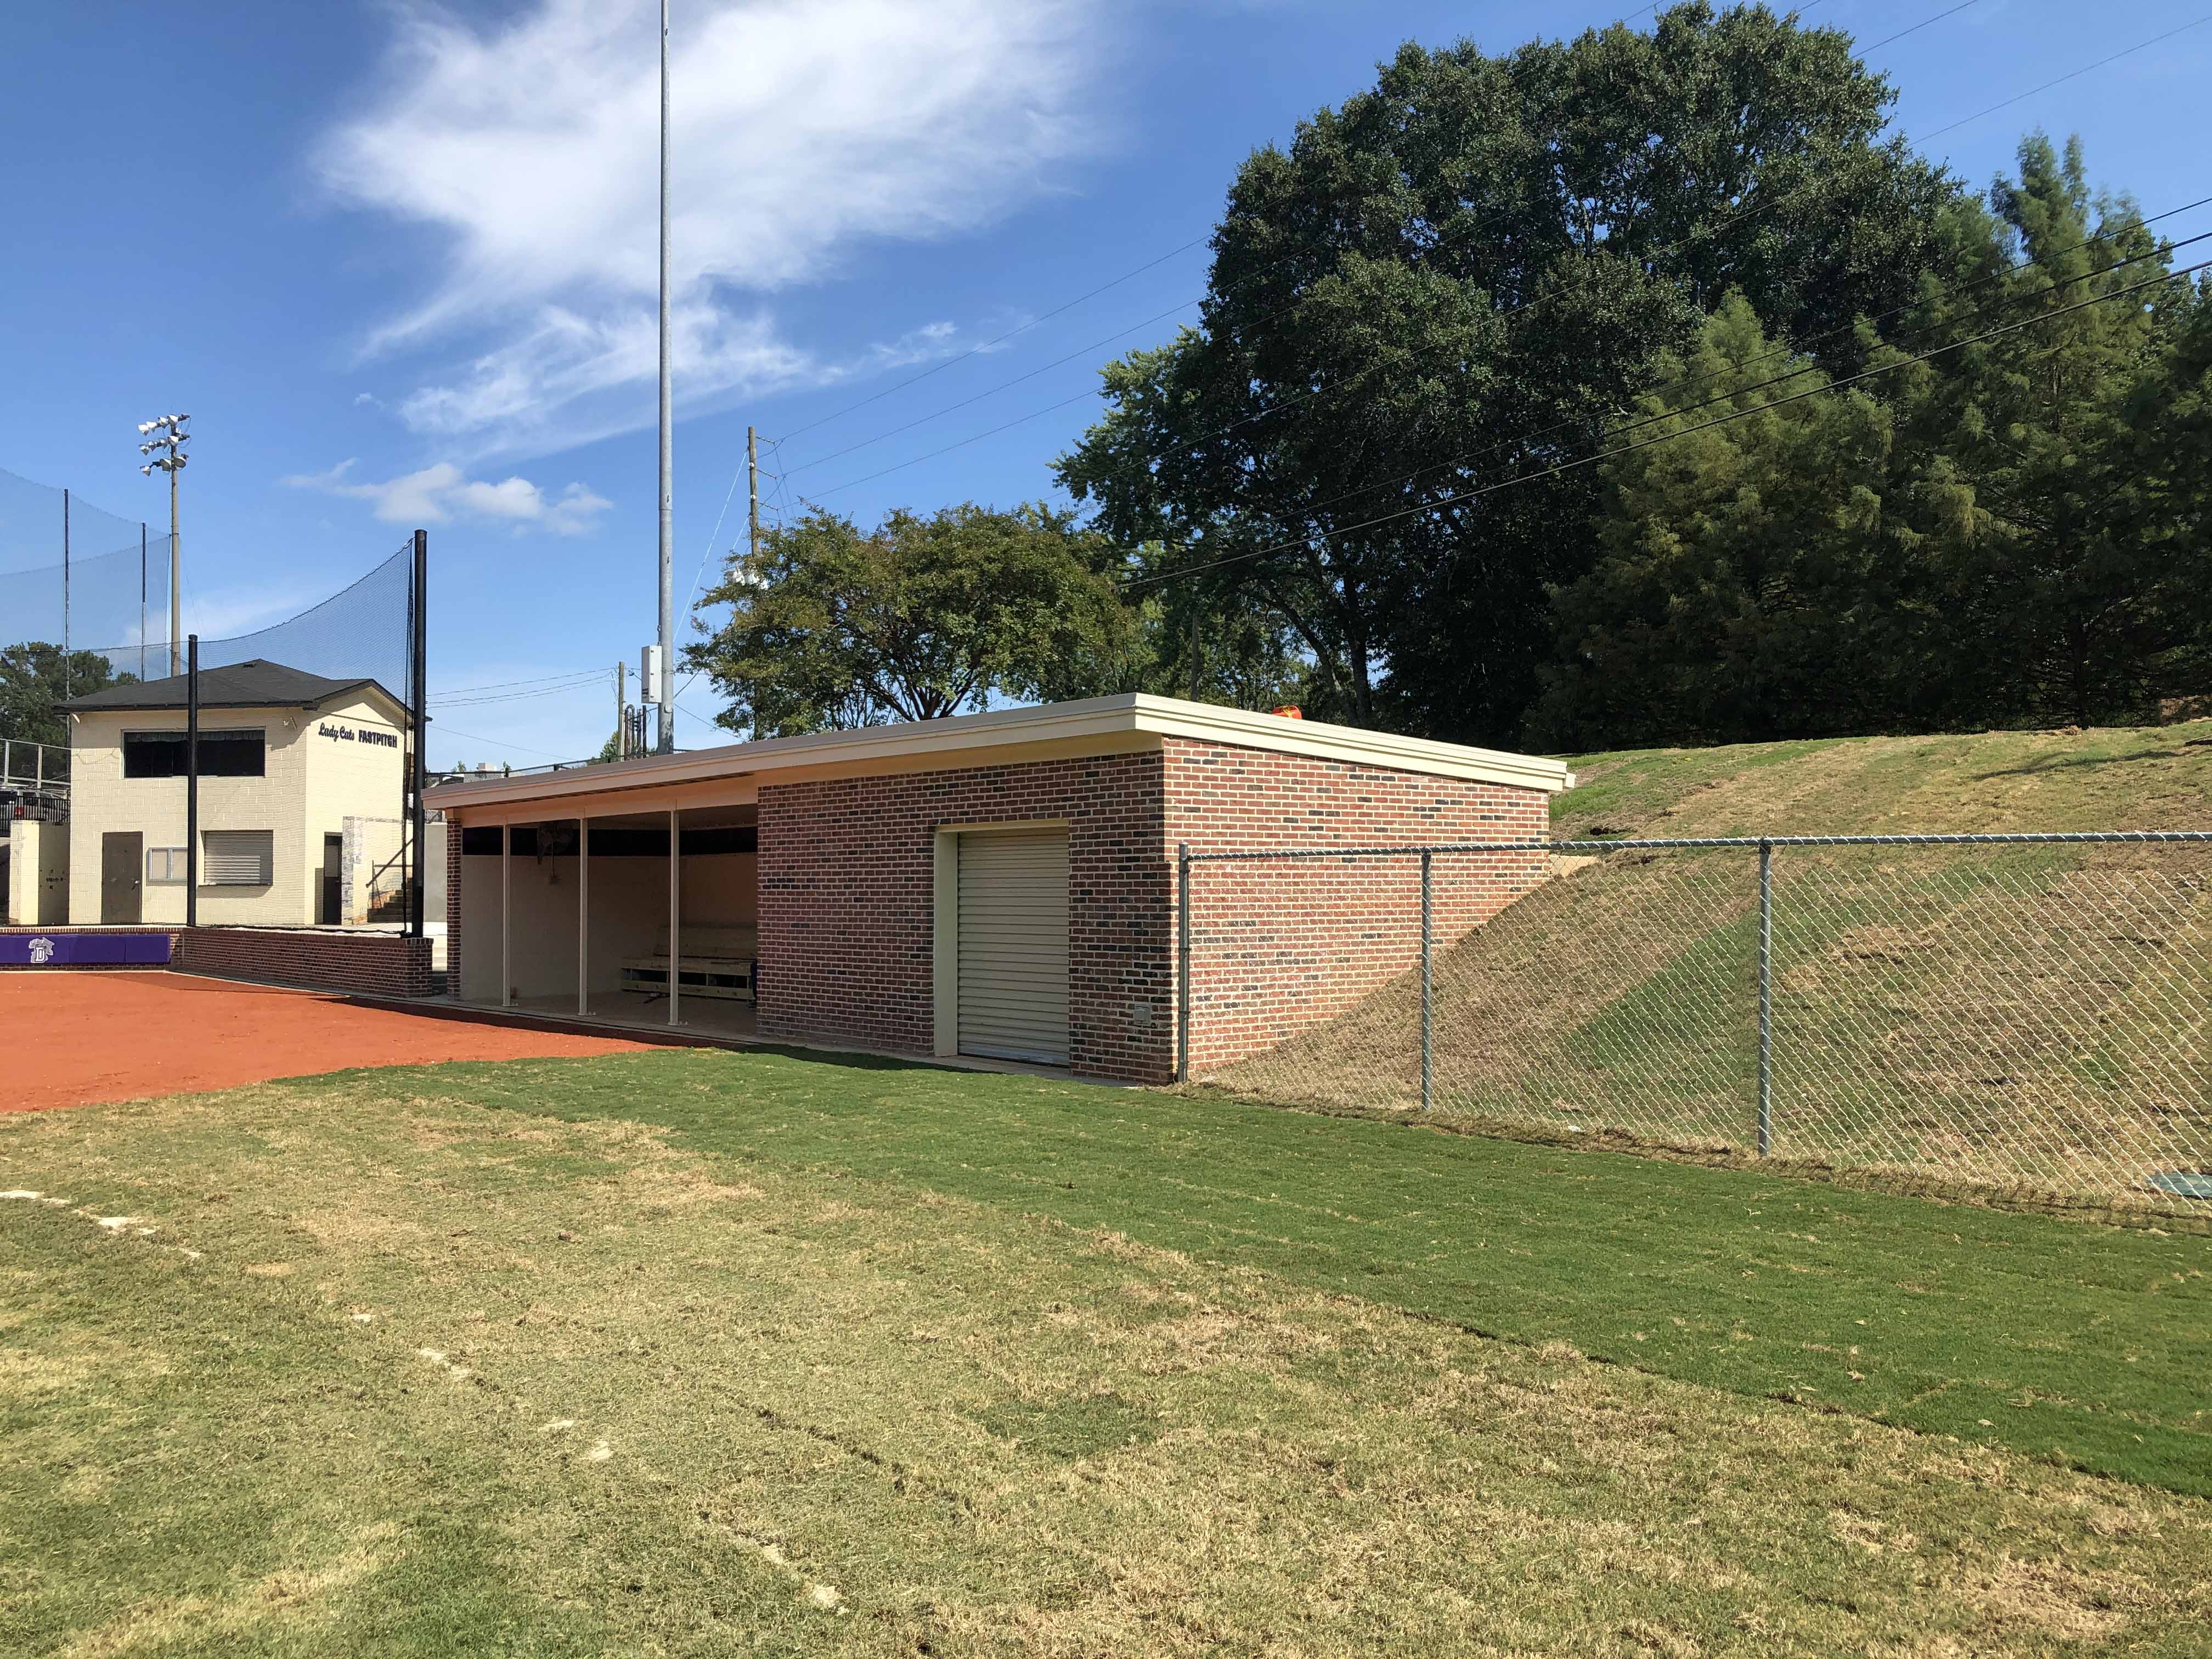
[
  {"x1": 185, "y1": 634, "x2": 199, "y2": 929},
  {"x1": 408, "y1": 529, "x2": 428, "y2": 939}
]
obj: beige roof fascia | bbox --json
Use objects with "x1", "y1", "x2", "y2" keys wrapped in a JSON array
[{"x1": 428, "y1": 693, "x2": 1574, "y2": 820}]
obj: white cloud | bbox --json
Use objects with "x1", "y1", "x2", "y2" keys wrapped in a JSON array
[
  {"x1": 283, "y1": 459, "x2": 613, "y2": 535},
  {"x1": 319, "y1": 0, "x2": 1111, "y2": 455}
]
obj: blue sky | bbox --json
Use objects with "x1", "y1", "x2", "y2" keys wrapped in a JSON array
[{"x1": 2, "y1": 0, "x2": 2205, "y2": 765}]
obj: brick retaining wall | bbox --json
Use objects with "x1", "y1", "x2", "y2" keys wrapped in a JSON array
[
  {"x1": 174, "y1": 927, "x2": 437, "y2": 998},
  {"x1": 1162, "y1": 738, "x2": 1551, "y2": 1076}
]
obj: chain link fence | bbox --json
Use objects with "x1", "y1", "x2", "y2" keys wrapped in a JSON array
[{"x1": 1178, "y1": 834, "x2": 2212, "y2": 1214}]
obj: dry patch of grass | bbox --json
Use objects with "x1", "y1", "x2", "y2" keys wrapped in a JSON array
[{"x1": 4, "y1": 1073, "x2": 2211, "y2": 1656}]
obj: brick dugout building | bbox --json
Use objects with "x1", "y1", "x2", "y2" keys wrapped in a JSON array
[{"x1": 430, "y1": 695, "x2": 1572, "y2": 1084}]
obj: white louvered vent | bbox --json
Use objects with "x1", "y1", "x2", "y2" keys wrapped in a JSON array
[{"x1": 202, "y1": 830, "x2": 274, "y2": 887}]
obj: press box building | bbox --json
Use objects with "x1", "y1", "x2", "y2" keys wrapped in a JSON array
[
  {"x1": 60, "y1": 659, "x2": 414, "y2": 928},
  {"x1": 431, "y1": 695, "x2": 1574, "y2": 1084}
]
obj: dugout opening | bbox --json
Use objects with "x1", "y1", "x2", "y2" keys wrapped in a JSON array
[{"x1": 454, "y1": 804, "x2": 758, "y2": 1040}]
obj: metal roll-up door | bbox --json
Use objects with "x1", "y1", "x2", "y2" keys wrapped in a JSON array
[
  {"x1": 202, "y1": 830, "x2": 274, "y2": 887},
  {"x1": 956, "y1": 827, "x2": 1069, "y2": 1065}
]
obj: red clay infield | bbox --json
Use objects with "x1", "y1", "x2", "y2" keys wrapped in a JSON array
[{"x1": 4, "y1": 971, "x2": 651, "y2": 1113}]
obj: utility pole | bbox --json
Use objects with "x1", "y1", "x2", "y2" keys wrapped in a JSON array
[
  {"x1": 615, "y1": 661, "x2": 628, "y2": 757},
  {"x1": 654, "y1": 0, "x2": 675, "y2": 754},
  {"x1": 137, "y1": 414, "x2": 189, "y2": 676},
  {"x1": 747, "y1": 425, "x2": 760, "y2": 570},
  {"x1": 61, "y1": 490, "x2": 69, "y2": 700}
]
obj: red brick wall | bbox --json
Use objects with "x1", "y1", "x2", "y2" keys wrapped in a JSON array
[
  {"x1": 174, "y1": 927, "x2": 436, "y2": 999},
  {"x1": 1161, "y1": 738, "x2": 1550, "y2": 1075},
  {"x1": 756, "y1": 753, "x2": 1172, "y2": 1082},
  {"x1": 752, "y1": 738, "x2": 1552, "y2": 1084}
]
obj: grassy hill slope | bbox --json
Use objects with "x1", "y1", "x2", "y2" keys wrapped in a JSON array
[
  {"x1": 1212, "y1": 719, "x2": 2212, "y2": 1212},
  {"x1": 1550, "y1": 716, "x2": 2212, "y2": 840}
]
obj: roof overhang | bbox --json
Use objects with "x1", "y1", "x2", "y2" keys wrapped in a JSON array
[
  {"x1": 428, "y1": 693, "x2": 1575, "y2": 821},
  {"x1": 68, "y1": 683, "x2": 410, "y2": 726}
]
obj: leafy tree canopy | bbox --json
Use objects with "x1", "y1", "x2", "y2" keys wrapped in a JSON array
[
  {"x1": 1, "y1": 642, "x2": 133, "y2": 754},
  {"x1": 1532, "y1": 135, "x2": 2210, "y2": 746},
  {"x1": 684, "y1": 503, "x2": 1133, "y2": 737},
  {"x1": 1058, "y1": 0, "x2": 1957, "y2": 742}
]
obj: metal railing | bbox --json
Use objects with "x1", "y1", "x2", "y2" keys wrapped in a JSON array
[
  {"x1": 1177, "y1": 833, "x2": 2212, "y2": 1211},
  {"x1": 1, "y1": 737, "x2": 69, "y2": 798}
]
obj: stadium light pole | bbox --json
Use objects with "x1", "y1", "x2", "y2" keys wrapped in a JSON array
[
  {"x1": 137, "y1": 414, "x2": 189, "y2": 676},
  {"x1": 654, "y1": 0, "x2": 675, "y2": 753}
]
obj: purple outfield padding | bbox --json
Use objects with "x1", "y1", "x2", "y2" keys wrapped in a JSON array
[{"x1": 0, "y1": 933, "x2": 172, "y2": 967}]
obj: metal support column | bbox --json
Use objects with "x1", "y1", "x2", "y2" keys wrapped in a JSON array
[
  {"x1": 1757, "y1": 837, "x2": 1773, "y2": 1157},
  {"x1": 408, "y1": 528, "x2": 428, "y2": 938},
  {"x1": 500, "y1": 824, "x2": 512, "y2": 1008},
  {"x1": 1176, "y1": 843, "x2": 1192, "y2": 1084},
  {"x1": 667, "y1": 808, "x2": 681, "y2": 1026},
  {"x1": 1420, "y1": 848, "x2": 1434, "y2": 1113},
  {"x1": 184, "y1": 635, "x2": 199, "y2": 929},
  {"x1": 577, "y1": 816, "x2": 590, "y2": 1018}
]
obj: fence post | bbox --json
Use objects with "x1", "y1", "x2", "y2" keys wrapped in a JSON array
[
  {"x1": 1420, "y1": 848, "x2": 1434, "y2": 1113},
  {"x1": 1757, "y1": 837, "x2": 1773, "y2": 1157},
  {"x1": 1176, "y1": 843, "x2": 1192, "y2": 1084}
]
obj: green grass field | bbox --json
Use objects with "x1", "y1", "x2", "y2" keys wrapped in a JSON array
[{"x1": 5, "y1": 1048, "x2": 2209, "y2": 1655}]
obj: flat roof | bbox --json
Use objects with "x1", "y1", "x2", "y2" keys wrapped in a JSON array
[{"x1": 429, "y1": 695, "x2": 1575, "y2": 815}]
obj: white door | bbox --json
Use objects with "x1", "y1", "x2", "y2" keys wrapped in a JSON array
[{"x1": 956, "y1": 827, "x2": 1070, "y2": 1065}]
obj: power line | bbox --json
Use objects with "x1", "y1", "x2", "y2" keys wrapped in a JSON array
[
  {"x1": 432, "y1": 668, "x2": 606, "y2": 698},
  {"x1": 807, "y1": 388, "x2": 1102, "y2": 500},
  {"x1": 1123, "y1": 256, "x2": 2210, "y2": 592},
  {"x1": 772, "y1": 0, "x2": 1872, "y2": 486},
  {"x1": 773, "y1": 238, "x2": 1211, "y2": 446},
  {"x1": 793, "y1": 0, "x2": 2038, "y2": 504},
  {"x1": 1132, "y1": 202, "x2": 2212, "y2": 560},
  {"x1": 1860, "y1": 0, "x2": 1980, "y2": 55},
  {"x1": 1915, "y1": 12, "x2": 2212, "y2": 146},
  {"x1": 784, "y1": 298, "x2": 1201, "y2": 477},
  {"x1": 428, "y1": 723, "x2": 586, "y2": 763}
]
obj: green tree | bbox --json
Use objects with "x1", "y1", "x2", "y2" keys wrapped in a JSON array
[
  {"x1": 1532, "y1": 135, "x2": 2209, "y2": 746},
  {"x1": 1528, "y1": 294, "x2": 1982, "y2": 747},
  {"x1": 1, "y1": 642, "x2": 133, "y2": 754},
  {"x1": 1059, "y1": 1, "x2": 1956, "y2": 740},
  {"x1": 684, "y1": 504, "x2": 1133, "y2": 736},
  {"x1": 1889, "y1": 136, "x2": 2207, "y2": 725}
]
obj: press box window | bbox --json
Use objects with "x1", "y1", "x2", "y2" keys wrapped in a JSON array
[
  {"x1": 122, "y1": 729, "x2": 266, "y2": 778},
  {"x1": 145, "y1": 847, "x2": 188, "y2": 885},
  {"x1": 201, "y1": 830, "x2": 274, "y2": 887}
]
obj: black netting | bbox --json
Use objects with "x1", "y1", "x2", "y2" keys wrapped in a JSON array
[
  {"x1": 0, "y1": 466, "x2": 174, "y2": 674},
  {"x1": 99, "y1": 541, "x2": 420, "y2": 710}
]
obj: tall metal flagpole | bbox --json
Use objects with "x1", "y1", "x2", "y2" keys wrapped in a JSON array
[{"x1": 655, "y1": 0, "x2": 675, "y2": 753}]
